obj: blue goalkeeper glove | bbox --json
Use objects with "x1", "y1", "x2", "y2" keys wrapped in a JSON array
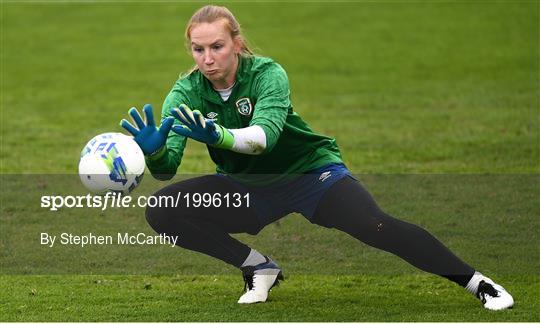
[
  {"x1": 120, "y1": 104, "x2": 174, "y2": 155},
  {"x1": 170, "y1": 104, "x2": 234, "y2": 150}
]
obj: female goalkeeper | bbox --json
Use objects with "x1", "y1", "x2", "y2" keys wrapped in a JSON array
[{"x1": 120, "y1": 5, "x2": 513, "y2": 310}]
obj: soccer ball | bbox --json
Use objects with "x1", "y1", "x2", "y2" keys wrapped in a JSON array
[{"x1": 79, "y1": 132, "x2": 145, "y2": 194}]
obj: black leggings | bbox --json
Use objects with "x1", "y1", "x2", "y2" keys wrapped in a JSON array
[
  {"x1": 312, "y1": 176, "x2": 475, "y2": 285},
  {"x1": 145, "y1": 175, "x2": 475, "y2": 286}
]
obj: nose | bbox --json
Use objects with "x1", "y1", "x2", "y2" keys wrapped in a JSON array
[{"x1": 203, "y1": 51, "x2": 214, "y2": 65}]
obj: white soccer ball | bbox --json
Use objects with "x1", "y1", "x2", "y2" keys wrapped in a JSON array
[{"x1": 79, "y1": 132, "x2": 145, "y2": 194}]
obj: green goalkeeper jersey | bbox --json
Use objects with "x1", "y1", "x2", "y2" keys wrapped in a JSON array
[{"x1": 146, "y1": 55, "x2": 343, "y2": 179}]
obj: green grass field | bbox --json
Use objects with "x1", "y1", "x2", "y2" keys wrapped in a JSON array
[{"x1": 1, "y1": 1, "x2": 539, "y2": 322}]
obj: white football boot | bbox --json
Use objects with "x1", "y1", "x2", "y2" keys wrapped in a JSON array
[
  {"x1": 238, "y1": 256, "x2": 284, "y2": 304},
  {"x1": 476, "y1": 278, "x2": 514, "y2": 310}
]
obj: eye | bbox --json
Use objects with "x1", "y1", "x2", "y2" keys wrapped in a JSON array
[
  {"x1": 212, "y1": 44, "x2": 223, "y2": 50},
  {"x1": 192, "y1": 47, "x2": 203, "y2": 53}
]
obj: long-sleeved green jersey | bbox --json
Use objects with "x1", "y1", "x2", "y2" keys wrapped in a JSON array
[{"x1": 146, "y1": 55, "x2": 343, "y2": 180}]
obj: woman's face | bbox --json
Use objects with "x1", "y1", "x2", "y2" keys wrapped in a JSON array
[{"x1": 189, "y1": 20, "x2": 240, "y2": 89}]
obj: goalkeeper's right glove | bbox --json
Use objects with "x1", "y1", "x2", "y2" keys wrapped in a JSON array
[
  {"x1": 120, "y1": 104, "x2": 174, "y2": 156},
  {"x1": 170, "y1": 104, "x2": 234, "y2": 150}
]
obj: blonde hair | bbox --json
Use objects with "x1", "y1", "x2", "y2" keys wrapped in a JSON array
[
  {"x1": 183, "y1": 5, "x2": 254, "y2": 75},
  {"x1": 186, "y1": 5, "x2": 253, "y2": 56}
]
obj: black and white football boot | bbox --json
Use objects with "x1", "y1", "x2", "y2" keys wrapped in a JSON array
[
  {"x1": 238, "y1": 256, "x2": 284, "y2": 304},
  {"x1": 476, "y1": 278, "x2": 514, "y2": 310}
]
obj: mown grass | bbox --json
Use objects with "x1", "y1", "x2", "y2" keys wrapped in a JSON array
[
  {"x1": 1, "y1": 174, "x2": 538, "y2": 321},
  {"x1": 1, "y1": 2, "x2": 538, "y2": 173},
  {"x1": 1, "y1": 274, "x2": 539, "y2": 322},
  {"x1": 1, "y1": 1, "x2": 538, "y2": 322}
]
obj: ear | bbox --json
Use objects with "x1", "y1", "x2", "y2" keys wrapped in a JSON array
[{"x1": 233, "y1": 36, "x2": 242, "y2": 54}]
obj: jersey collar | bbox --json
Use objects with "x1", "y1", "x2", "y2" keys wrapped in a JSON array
[{"x1": 198, "y1": 55, "x2": 249, "y2": 104}]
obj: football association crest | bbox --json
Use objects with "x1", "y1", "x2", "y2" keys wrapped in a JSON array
[{"x1": 236, "y1": 98, "x2": 252, "y2": 116}]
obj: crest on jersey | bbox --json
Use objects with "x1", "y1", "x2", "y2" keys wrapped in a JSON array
[{"x1": 236, "y1": 98, "x2": 252, "y2": 116}]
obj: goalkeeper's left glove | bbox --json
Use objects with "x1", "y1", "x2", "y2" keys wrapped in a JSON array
[{"x1": 170, "y1": 104, "x2": 234, "y2": 150}]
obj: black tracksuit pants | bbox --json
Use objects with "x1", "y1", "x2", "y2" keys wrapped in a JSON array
[{"x1": 145, "y1": 175, "x2": 475, "y2": 286}]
